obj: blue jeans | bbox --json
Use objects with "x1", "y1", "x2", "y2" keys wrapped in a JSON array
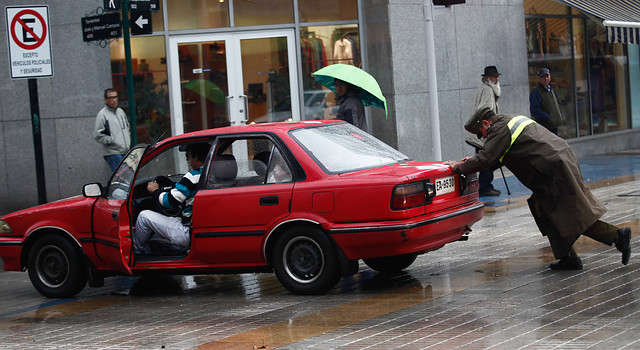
[
  {"x1": 104, "y1": 154, "x2": 125, "y2": 171},
  {"x1": 475, "y1": 147, "x2": 495, "y2": 193}
]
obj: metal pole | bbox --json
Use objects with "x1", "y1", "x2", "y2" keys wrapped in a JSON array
[
  {"x1": 423, "y1": 0, "x2": 442, "y2": 161},
  {"x1": 28, "y1": 78, "x2": 47, "y2": 204},
  {"x1": 499, "y1": 167, "x2": 511, "y2": 195},
  {"x1": 122, "y1": 0, "x2": 138, "y2": 145}
]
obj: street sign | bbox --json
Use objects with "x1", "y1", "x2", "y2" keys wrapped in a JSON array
[
  {"x1": 130, "y1": 0, "x2": 159, "y2": 11},
  {"x1": 81, "y1": 12, "x2": 122, "y2": 42},
  {"x1": 130, "y1": 10, "x2": 152, "y2": 36},
  {"x1": 5, "y1": 6, "x2": 53, "y2": 79},
  {"x1": 103, "y1": 0, "x2": 121, "y2": 12}
]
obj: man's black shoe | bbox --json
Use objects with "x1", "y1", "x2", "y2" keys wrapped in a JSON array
[
  {"x1": 616, "y1": 227, "x2": 631, "y2": 265},
  {"x1": 479, "y1": 188, "x2": 501, "y2": 196},
  {"x1": 549, "y1": 256, "x2": 583, "y2": 270}
]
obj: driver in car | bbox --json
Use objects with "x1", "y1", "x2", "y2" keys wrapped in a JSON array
[{"x1": 133, "y1": 142, "x2": 211, "y2": 255}]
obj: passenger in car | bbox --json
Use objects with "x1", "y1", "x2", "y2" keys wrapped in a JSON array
[
  {"x1": 447, "y1": 107, "x2": 632, "y2": 271},
  {"x1": 133, "y1": 142, "x2": 211, "y2": 255}
]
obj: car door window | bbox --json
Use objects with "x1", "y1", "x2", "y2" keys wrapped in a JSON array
[
  {"x1": 135, "y1": 145, "x2": 190, "y2": 186},
  {"x1": 206, "y1": 137, "x2": 293, "y2": 189},
  {"x1": 106, "y1": 147, "x2": 146, "y2": 200}
]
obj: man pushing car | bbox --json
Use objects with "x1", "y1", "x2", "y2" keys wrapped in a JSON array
[{"x1": 446, "y1": 107, "x2": 631, "y2": 270}]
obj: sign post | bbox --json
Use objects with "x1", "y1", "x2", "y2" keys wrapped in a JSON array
[{"x1": 5, "y1": 5, "x2": 52, "y2": 204}]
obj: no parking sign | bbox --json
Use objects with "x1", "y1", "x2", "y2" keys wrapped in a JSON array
[{"x1": 5, "y1": 6, "x2": 53, "y2": 79}]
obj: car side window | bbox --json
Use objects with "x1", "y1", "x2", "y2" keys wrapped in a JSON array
[
  {"x1": 206, "y1": 137, "x2": 293, "y2": 189},
  {"x1": 135, "y1": 145, "x2": 189, "y2": 186},
  {"x1": 106, "y1": 147, "x2": 146, "y2": 200},
  {"x1": 265, "y1": 147, "x2": 292, "y2": 184}
]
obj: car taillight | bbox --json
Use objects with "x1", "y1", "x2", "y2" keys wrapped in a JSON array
[
  {"x1": 459, "y1": 173, "x2": 479, "y2": 196},
  {"x1": 391, "y1": 181, "x2": 436, "y2": 210}
]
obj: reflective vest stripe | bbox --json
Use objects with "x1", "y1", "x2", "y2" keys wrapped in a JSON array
[{"x1": 499, "y1": 116, "x2": 535, "y2": 162}]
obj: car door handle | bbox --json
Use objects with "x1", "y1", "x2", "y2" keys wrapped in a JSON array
[
  {"x1": 112, "y1": 210, "x2": 118, "y2": 221},
  {"x1": 260, "y1": 196, "x2": 279, "y2": 206}
]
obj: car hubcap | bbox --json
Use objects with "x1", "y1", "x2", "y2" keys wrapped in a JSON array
[
  {"x1": 283, "y1": 237, "x2": 323, "y2": 284},
  {"x1": 36, "y1": 245, "x2": 69, "y2": 288}
]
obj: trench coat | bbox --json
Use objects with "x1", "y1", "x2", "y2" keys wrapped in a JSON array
[{"x1": 453, "y1": 114, "x2": 607, "y2": 258}]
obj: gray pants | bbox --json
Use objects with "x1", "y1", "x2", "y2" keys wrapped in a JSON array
[{"x1": 133, "y1": 210, "x2": 190, "y2": 255}]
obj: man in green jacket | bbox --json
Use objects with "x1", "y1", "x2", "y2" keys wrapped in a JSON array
[
  {"x1": 447, "y1": 107, "x2": 631, "y2": 270},
  {"x1": 94, "y1": 88, "x2": 131, "y2": 171}
]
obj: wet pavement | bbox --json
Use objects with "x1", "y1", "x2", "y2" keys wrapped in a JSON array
[{"x1": 1, "y1": 151, "x2": 639, "y2": 349}]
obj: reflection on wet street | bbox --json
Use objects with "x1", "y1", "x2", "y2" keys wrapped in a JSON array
[{"x1": 1, "y1": 153, "x2": 640, "y2": 349}]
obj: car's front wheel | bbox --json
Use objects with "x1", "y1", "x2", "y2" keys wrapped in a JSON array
[
  {"x1": 27, "y1": 235, "x2": 87, "y2": 298},
  {"x1": 364, "y1": 253, "x2": 418, "y2": 273},
  {"x1": 272, "y1": 226, "x2": 340, "y2": 294}
]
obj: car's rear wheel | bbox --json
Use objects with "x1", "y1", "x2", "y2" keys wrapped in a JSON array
[
  {"x1": 364, "y1": 253, "x2": 418, "y2": 273},
  {"x1": 272, "y1": 226, "x2": 340, "y2": 294},
  {"x1": 27, "y1": 235, "x2": 87, "y2": 298}
]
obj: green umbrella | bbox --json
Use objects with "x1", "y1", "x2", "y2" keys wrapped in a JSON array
[
  {"x1": 313, "y1": 64, "x2": 388, "y2": 118},
  {"x1": 182, "y1": 79, "x2": 226, "y2": 105}
]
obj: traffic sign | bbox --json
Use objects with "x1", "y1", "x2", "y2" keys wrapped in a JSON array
[
  {"x1": 130, "y1": 10, "x2": 152, "y2": 36},
  {"x1": 5, "y1": 6, "x2": 53, "y2": 79},
  {"x1": 130, "y1": 0, "x2": 159, "y2": 11},
  {"x1": 103, "y1": 0, "x2": 121, "y2": 12},
  {"x1": 81, "y1": 12, "x2": 122, "y2": 42}
]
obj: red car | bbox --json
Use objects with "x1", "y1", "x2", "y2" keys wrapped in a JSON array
[{"x1": 0, "y1": 121, "x2": 484, "y2": 298}]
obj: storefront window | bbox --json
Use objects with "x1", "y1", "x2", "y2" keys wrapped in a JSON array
[
  {"x1": 166, "y1": 0, "x2": 229, "y2": 30},
  {"x1": 586, "y1": 21, "x2": 629, "y2": 134},
  {"x1": 110, "y1": 36, "x2": 169, "y2": 144},
  {"x1": 234, "y1": 0, "x2": 294, "y2": 26},
  {"x1": 526, "y1": 17, "x2": 577, "y2": 138},
  {"x1": 150, "y1": 3, "x2": 163, "y2": 31},
  {"x1": 298, "y1": 0, "x2": 358, "y2": 22},
  {"x1": 572, "y1": 19, "x2": 590, "y2": 136},
  {"x1": 630, "y1": 45, "x2": 640, "y2": 128},
  {"x1": 299, "y1": 25, "x2": 360, "y2": 121},
  {"x1": 525, "y1": 0, "x2": 634, "y2": 138}
]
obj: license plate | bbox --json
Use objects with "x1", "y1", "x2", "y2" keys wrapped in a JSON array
[{"x1": 435, "y1": 176, "x2": 455, "y2": 196}]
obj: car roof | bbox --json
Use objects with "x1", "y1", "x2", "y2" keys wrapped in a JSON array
[{"x1": 153, "y1": 120, "x2": 344, "y2": 147}]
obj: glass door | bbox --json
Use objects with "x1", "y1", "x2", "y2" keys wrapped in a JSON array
[{"x1": 168, "y1": 30, "x2": 299, "y2": 135}]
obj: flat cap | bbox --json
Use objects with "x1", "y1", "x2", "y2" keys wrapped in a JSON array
[
  {"x1": 537, "y1": 67, "x2": 550, "y2": 76},
  {"x1": 465, "y1": 106, "x2": 493, "y2": 138}
]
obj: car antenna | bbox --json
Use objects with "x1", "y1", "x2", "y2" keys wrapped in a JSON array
[{"x1": 151, "y1": 131, "x2": 167, "y2": 147}]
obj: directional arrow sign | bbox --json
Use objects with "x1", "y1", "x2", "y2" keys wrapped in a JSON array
[
  {"x1": 135, "y1": 15, "x2": 148, "y2": 28},
  {"x1": 130, "y1": 10, "x2": 152, "y2": 36}
]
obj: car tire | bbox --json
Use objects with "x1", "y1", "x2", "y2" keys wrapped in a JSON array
[
  {"x1": 272, "y1": 226, "x2": 340, "y2": 295},
  {"x1": 27, "y1": 235, "x2": 87, "y2": 298},
  {"x1": 364, "y1": 253, "x2": 418, "y2": 273}
]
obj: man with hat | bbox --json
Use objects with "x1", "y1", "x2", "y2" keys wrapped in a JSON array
[
  {"x1": 466, "y1": 66, "x2": 502, "y2": 196},
  {"x1": 530, "y1": 67, "x2": 564, "y2": 135},
  {"x1": 447, "y1": 107, "x2": 631, "y2": 270}
]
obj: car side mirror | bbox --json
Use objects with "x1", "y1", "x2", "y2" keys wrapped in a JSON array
[{"x1": 83, "y1": 183, "x2": 103, "y2": 197}]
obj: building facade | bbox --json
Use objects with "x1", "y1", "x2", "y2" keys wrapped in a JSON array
[{"x1": 1, "y1": 0, "x2": 639, "y2": 212}]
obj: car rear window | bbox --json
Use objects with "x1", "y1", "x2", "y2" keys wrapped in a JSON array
[{"x1": 290, "y1": 123, "x2": 410, "y2": 174}]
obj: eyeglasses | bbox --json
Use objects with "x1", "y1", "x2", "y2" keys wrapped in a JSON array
[{"x1": 106, "y1": 96, "x2": 119, "y2": 100}]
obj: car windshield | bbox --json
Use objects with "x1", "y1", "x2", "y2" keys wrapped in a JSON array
[{"x1": 290, "y1": 123, "x2": 410, "y2": 174}]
